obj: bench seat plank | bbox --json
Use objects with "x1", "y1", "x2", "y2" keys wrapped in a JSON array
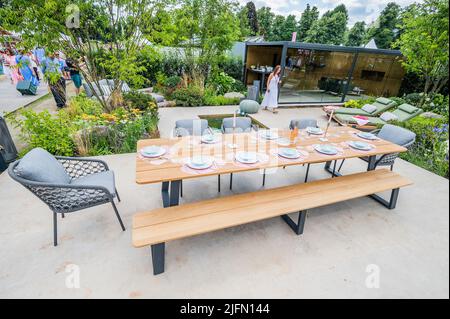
[{"x1": 132, "y1": 170, "x2": 412, "y2": 247}]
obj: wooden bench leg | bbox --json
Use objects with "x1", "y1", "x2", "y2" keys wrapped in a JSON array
[
  {"x1": 151, "y1": 243, "x2": 165, "y2": 275},
  {"x1": 370, "y1": 188, "x2": 400, "y2": 210},
  {"x1": 281, "y1": 211, "x2": 307, "y2": 235}
]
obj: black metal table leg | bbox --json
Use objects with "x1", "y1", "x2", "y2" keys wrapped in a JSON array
[
  {"x1": 161, "y1": 182, "x2": 170, "y2": 208},
  {"x1": 367, "y1": 155, "x2": 377, "y2": 171},
  {"x1": 281, "y1": 211, "x2": 307, "y2": 235},
  {"x1": 304, "y1": 164, "x2": 311, "y2": 183}
]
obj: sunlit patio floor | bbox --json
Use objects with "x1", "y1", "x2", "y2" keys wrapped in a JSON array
[{"x1": 0, "y1": 106, "x2": 448, "y2": 298}]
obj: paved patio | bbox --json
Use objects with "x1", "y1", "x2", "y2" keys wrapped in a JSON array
[{"x1": 0, "y1": 106, "x2": 448, "y2": 298}]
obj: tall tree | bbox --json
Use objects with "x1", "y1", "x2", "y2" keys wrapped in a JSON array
[
  {"x1": 237, "y1": 5, "x2": 251, "y2": 39},
  {"x1": 365, "y1": 2, "x2": 401, "y2": 49},
  {"x1": 245, "y1": 1, "x2": 259, "y2": 35},
  {"x1": 297, "y1": 4, "x2": 319, "y2": 42},
  {"x1": 305, "y1": 5, "x2": 348, "y2": 45},
  {"x1": 394, "y1": 0, "x2": 449, "y2": 104},
  {"x1": 345, "y1": 21, "x2": 366, "y2": 47},
  {"x1": 172, "y1": 0, "x2": 241, "y2": 77},
  {"x1": 256, "y1": 6, "x2": 275, "y2": 39},
  {"x1": 267, "y1": 15, "x2": 286, "y2": 41}
]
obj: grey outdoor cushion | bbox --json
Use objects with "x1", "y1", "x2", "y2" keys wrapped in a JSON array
[
  {"x1": 150, "y1": 93, "x2": 165, "y2": 103},
  {"x1": 175, "y1": 119, "x2": 209, "y2": 136},
  {"x1": 289, "y1": 119, "x2": 318, "y2": 130},
  {"x1": 376, "y1": 97, "x2": 394, "y2": 105},
  {"x1": 222, "y1": 117, "x2": 252, "y2": 134},
  {"x1": 380, "y1": 112, "x2": 398, "y2": 122},
  {"x1": 71, "y1": 170, "x2": 116, "y2": 195},
  {"x1": 398, "y1": 103, "x2": 419, "y2": 114},
  {"x1": 83, "y1": 83, "x2": 94, "y2": 97},
  {"x1": 15, "y1": 148, "x2": 71, "y2": 184},
  {"x1": 361, "y1": 104, "x2": 378, "y2": 114},
  {"x1": 378, "y1": 124, "x2": 416, "y2": 146}
]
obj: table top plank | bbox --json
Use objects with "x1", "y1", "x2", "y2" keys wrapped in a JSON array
[{"x1": 136, "y1": 127, "x2": 406, "y2": 184}]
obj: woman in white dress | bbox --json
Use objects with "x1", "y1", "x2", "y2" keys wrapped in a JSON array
[{"x1": 261, "y1": 65, "x2": 282, "y2": 114}]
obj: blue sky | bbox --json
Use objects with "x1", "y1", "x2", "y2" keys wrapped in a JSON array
[{"x1": 237, "y1": 0, "x2": 421, "y2": 26}]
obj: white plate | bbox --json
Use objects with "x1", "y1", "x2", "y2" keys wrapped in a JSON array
[
  {"x1": 314, "y1": 144, "x2": 338, "y2": 155},
  {"x1": 357, "y1": 132, "x2": 378, "y2": 140},
  {"x1": 141, "y1": 146, "x2": 166, "y2": 158},
  {"x1": 277, "y1": 138, "x2": 292, "y2": 146},
  {"x1": 235, "y1": 151, "x2": 259, "y2": 164},
  {"x1": 186, "y1": 156, "x2": 214, "y2": 170},
  {"x1": 278, "y1": 148, "x2": 301, "y2": 159},
  {"x1": 259, "y1": 130, "x2": 279, "y2": 140},
  {"x1": 307, "y1": 127, "x2": 324, "y2": 135},
  {"x1": 348, "y1": 141, "x2": 373, "y2": 151},
  {"x1": 201, "y1": 134, "x2": 221, "y2": 144}
]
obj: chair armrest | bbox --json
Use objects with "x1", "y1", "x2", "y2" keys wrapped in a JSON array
[{"x1": 55, "y1": 156, "x2": 110, "y2": 179}]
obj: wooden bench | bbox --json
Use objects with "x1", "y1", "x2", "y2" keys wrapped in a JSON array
[{"x1": 132, "y1": 169, "x2": 412, "y2": 275}]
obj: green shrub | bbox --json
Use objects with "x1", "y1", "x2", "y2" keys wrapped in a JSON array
[
  {"x1": 394, "y1": 117, "x2": 449, "y2": 178},
  {"x1": 203, "y1": 95, "x2": 240, "y2": 106},
  {"x1": 123, "y1": 91, "x2": 158, "y2": 117},
  {"x1": 208, "y1": 71, "x2": 236, "y2": 95},
  {"x1": 218, "y1": 56, "x2": 244, "y2": 81},
  {"x1": 343, "y1": 97, "x2": 376, "y2": 109},
  {"x1": 172, "y1": 85, "x2": 204, "y2": 107},
  {"x1": 12, "y1": 109, "x2": 76, "y2": 156},
  {"x1": 66, "y1": 93, "x2": 103, "y2": 117},
  {"x1": 165, "y1": 76, "x2": 182, "y2": 89}
]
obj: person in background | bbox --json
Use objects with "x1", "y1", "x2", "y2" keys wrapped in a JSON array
[
  {"x1": 55, "y1": 52, "x2": 70, "y2": 80},
  {"x1": 16, "y1": 50, "x2": 39, "y2": 86},
  {"x1": 41, "y1": 52, "x2": 66, "y2": 108},
  {"x1": 66, "y1": 57, "x2": 83, "y2": 95},
  {"x1": 33, "y1": 47, "x2": 45, "y2": 65},
  {"x1": 3, "y1": 49, "x2": 20, "y2": 85},
  {"x1": 261, "y1": 65, "x2": 282, "y2": 114},
  {"x1": 27, "y1": 51, "x2": 40, "y2": 82}
]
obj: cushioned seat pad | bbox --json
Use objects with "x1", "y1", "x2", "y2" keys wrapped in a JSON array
[{"x1": 70, "y1": 171, "x2": 116, "y2": 195}]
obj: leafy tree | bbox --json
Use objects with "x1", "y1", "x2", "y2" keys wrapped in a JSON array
[
  {"x1": 394, "y1": 0, "x2": 449, "y2": 105},
  {"x1": 256, "y1": 6, "x2": 275, "y2": 39},
  {"x1": 245, "y1": 1, "x2": 259, "y2": 35},
  {"x1": 0, "y1": 0, "x2": 171, "y2": 111},
  {"x1": 172, "y1": 0, "x2": 241, "y2": 77},
  {"x1": 267, "y1": 15, "x2": 286, "y2": 41},
  {"x1": 237, "y1": 5, "x2": 252, "y2": 39},
  {"x1": 305, "y1": 7, "x2": 348, "y2": 45},
  {"x1": 346, "y1": 21, "x2": 366, "y2": 47},
  {"x1": 365, "y1": 2, "x2": 401, "y2": 49},
  {"x1": 297, "y1": 4, "x2": 319, "y2": 42}
]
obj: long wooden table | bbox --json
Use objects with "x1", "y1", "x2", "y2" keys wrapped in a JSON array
[{"x1": 136, "y1": 127, "x2": 406, "y2": 208}]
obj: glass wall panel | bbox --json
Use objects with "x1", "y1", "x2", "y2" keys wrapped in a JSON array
[
  {"x1": 344, "y1": 53, "x2": 405, "y2": 101},
  {"x1": 279, "y1": 48, "x2": 355, "y2": 103},
  {"x1": 245, "y1": 45, "x2": 283, "y2": 92}
]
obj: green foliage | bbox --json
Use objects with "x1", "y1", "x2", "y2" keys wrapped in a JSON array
[
  {"x1": 208, "y1": 72, "x2": 236, "y2": 95},
  {"x1": 203, "y1": 94, "x2": 240, "y2": 106},
  {"x1": 297, "y1": 4, "x2": 319, "y2": 42},
  {"x1": 346, "y1": 21, "x2": 366, "y2": 47},
  {"x1": 66, "y1": 93, "x2": 104, "y2": 117},
  {"x1": 245, "y1": 1, "x2": 259, "y2": 35},
  {"x1": 343, "y1": 98, "x2": 376, "y2": 109},
  {"x1": 403, "y1": 93, "x2": 449, "y2": 117},
  {"x1": 365, "y1": 2, "x2": 401, "y2": 49},
  {"x1": 256, "y1": 6, "x2": 275, "y2": 38},
  {"x1": 11, "y1": 109, "x2": 76, "y2": 156},
  {"x1": 395, "y1": 117, "x2": 449, "y2": 178},
  {"x1": 123, "y1": 91, "x2": 158, "y2": 115},
  {"x1": 217, "y1": 56, "x2": 244, "y2": 81},
  {"x1": 172, "y1": 85, "x2": 205, "y2": 107},
  {"x1": 305, "y1": 8, "x2": 348, "y2": 45},
  {"x1": 394, "y1": 0, "x2": 449, "y2": 102}
]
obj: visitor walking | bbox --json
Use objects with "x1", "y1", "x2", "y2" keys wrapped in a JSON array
[
  {"x1": 66, "y1": 58, "x2": 83, "y2": 95},
  {"x1": 42, "y1": 52, "x2": 67, "y2": 108},
  {"x1": 261, "y1": 65, "x2": 282, "y2": 114},
  {"x1": 27, "y1": 51, "x2": 40, "y2": 81},
  {"x1": 16, "y1": 50, "x2": 39, "y2": 86},
  {"x1": 2, "y1": 49, "x2": 20, "y2": 85}
]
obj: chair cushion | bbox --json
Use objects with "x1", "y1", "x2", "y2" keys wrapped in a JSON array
[
  {"x1": 290, "y1": 119, "x2": 318, "y2": 130},
  {"x1": 378, "y1": 124, "x2": 416, "y2": 146},
  {"x1": 15, "y1": 148, "x2": 71, "y2": 184},
  {"x1": 100, "y1": 84, "x2": 112, "y2": 97},
  {"x1": 376, "y1": 97, "x2": 394, "y2": 105},
  {"x1": 150, "y1": 93, "x2": 165, "y2": 103},
  {"x1": 70, "y1": 171, "x2": 116, "y2": 195},
  {"x1": 398, "y1": 103, "x2": 419, "y2": 114},
  {"x1": 380, "y1": 112, "x2": 398, "y2": 122},
  {"x1": 175, "y1": 119, "x2": 208, "y2": 136},
  {"x1": 361, "y1": 104, "x2": 377, "y2": 114},
  {"x1": 222, "y1": 117, "x2": 252, "y2": 132}
]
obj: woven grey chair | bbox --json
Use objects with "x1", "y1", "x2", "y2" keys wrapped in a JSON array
[
  {"x1": 221, "y1": 117, "x2": 262, "y2": 189},
  {"x1": 174, "y1": 119, "x2": 209, "y2": 137},
  {"x1": 338, "y1": 124, "x2": 416, "y2": 172},
  {"x1": 8, "y1": 148, "x2": 125, "y2": 246},
  {"x1": 173, "y1": 119, "x2": 214, "y2": 196},
  {"x1": 289, "y1": 119, "x2": 318, "y2": 130}
]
